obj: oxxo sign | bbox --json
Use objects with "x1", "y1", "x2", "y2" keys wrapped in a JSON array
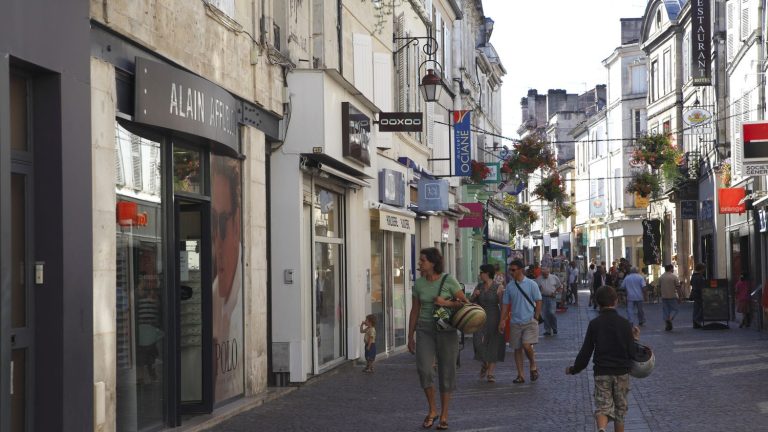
[{"x1": 377, "y1": 112, "x2": 423, "y2": 132}]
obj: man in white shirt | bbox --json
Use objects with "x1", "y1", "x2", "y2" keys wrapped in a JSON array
[
  {"x1": 536, "y1": 267, "x2": 562, "y2": 336},
  {"x1": 567, "y1": 261, "x2": 580, "y2": 305}
]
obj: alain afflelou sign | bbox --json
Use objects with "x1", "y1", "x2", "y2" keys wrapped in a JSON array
[
  {"x1": 377, "y1": 112, "x2": 423, "y2": 132},
  {"x1": 134, "y1": 57, "x2": 239, "y2": 152},
  {"x1": 691, "y1": 0, "x2": 712, "y2": 86}
]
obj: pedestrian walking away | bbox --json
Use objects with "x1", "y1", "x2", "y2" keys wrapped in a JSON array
[
  {"x1": 735, "y1": 274, "x2": 753, "y2": 328},
  {"x1": 658, "y1": 264, "x2": 683, "y2": 331},
  {"x1": 500, "y1": 259, "x2": 542, "y2": 384},
  {"x1": 470, "y1": 264, "x2": 505, "y2": 383},
  {"x1": 407, "y1": 247, "x2": 468, "y2": 430},
  {"x1": 535, "y1": 267, "x2": 561, "y2": 336},
  {"x1": 566, "y1": 286, "x2": 641, "y2": 432},
  {"x1": 620, "y1": 267, "x2": 646, "y2": 326},
  {"x1": 567, "y1": 261, "x2": 580, "y2": 305}
]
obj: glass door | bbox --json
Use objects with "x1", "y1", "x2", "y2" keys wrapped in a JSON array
[{"x1": 175, "y1": 201, "x2": 212, "y2": 414}]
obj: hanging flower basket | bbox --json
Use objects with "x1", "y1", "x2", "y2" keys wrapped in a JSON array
[
  {"x1": 631, "y1": 134, "x2": 681, "y2": 171},
  {"x1": 720, "y1": 161, "x2": 732, "y2": 187},
  {"x1": 625, "y1": 171, "x2": 661, "y2": 198},
  {"x1": 515, "y1": 203, "x2": 539, "y2": 223},
  {"x1": 555, "y1": 202, "x2": 576, "y2": 219},
  {"x1": 532, "y1": 173, "x2": 566, "y2": 203},
  {"x1": 470, "y1": 160, "x2": 491, "y2": 183},
  {"x1": 502, "y1": 135, "x2": 556, "y2": 177}
]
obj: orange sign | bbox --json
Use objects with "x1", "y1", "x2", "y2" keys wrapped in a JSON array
[{"x1": 718, "y1": 188, "x2": 746, "y2": 214}]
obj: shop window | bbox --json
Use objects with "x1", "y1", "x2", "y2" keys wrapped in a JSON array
[
  {"x1": 114, "y1": 123, "x2": 165, "y2": 431},
  {"x1": 174, "y1": 147, "x2": 204, "y2": 194}
]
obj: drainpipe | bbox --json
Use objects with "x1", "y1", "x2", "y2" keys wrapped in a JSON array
[
  {"x1": 758, "y1": 0, "x2": 765, "y2": 120},
  {"x1": 337, "y1": 0, "x2": 344, "y2": 74}
]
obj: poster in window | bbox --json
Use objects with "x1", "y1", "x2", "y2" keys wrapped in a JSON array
[{"x1": 211, "y1": 154, "x2": 244, "y2": 401}]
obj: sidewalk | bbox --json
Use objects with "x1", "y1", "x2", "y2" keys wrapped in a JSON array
[{"x1": 207, "y1": 292, "x2": 768, "y2": 432}]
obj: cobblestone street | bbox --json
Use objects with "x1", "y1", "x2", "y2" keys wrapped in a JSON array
[{"x1": 208, "y1": 292, "x2": 768, "y2": 432}]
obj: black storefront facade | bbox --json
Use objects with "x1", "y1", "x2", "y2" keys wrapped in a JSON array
[
  {"x1": 91, "y1": 25, "x2": 280, "y2": 430},
  {"x1": 0, "y1": 1, "x2": 93, "y2": 431}
]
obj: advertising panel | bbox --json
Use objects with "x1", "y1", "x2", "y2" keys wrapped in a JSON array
[
  {"x1": 458, "y1": 203, "x2": 484, "y2": 228},
  {"x1": 718, "y1": 188, "x2": 746, "y2": 214},
  {"x1": 453, "y1": 110, "x2": 472, "y2": 176},
  {"x1": 641, "y1": 219, "x2": 662, "y2": 265},
  {"x1": 341, "y1": 102, "x2": 371, "y2": 166}
]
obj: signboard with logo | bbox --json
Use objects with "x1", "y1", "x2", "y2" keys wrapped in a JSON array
[
  {"x1": 341, "y1": 102, "x2": 371, "y2": 166},
  {"x1": 458, "y1": 202, "x2": 483, "y2": 228},
  {"x1": 681, "y1": 200, "x2": 698, "y2": 219},
  {"x1": 742, "y1": 121, "x2": 768, "y2": 176},
  {"x1": 482, "y1": 163, "x2": 501, "y2": 184},
  {"x1": 683, "y1": 107, "x2": 713, "y2": 134},
  {"x1": 488, "y1": 215, "x2": 509, "y2": 243},
  {"x1": 378, "y1": 169, "x2": 405, "y2": 207},
  {"x1": 134, "y1": 57, "x2": 239, "y2": 152},
  {"x1": 453, "y1": 110, "x2": 472, "y2": 176},
  {"x1": 718, "y1": 188, "x2": 746, "y2": 214},
  {"x1": 417, "y1": 178, "x2": 449, "y2": 211},
  {"x1": 700, "y1": 199, "x2": 714, "y2": 230},
  {"x1": 590, "y1": 179, "x2": 605, "y2": 217},
  {"x1": 378, "y1": 209, "x2": 415, "y2": 234},
  {"x1": 691, "y1": 0, "x2": 712, "y2": 86},
  {"x1": 642, "y1": 219, "x2": 662, "y2": 265},
  {"x1": 377, "y1": 112, "x2": 423, "y2": 132},
  {"x1": 634, "y1": 193, "x2": 649, "y2": 208}
]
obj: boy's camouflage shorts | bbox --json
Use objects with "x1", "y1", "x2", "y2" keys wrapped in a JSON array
[{"x1": 593, "y1": 374, "x2": 630, "y2": 423}]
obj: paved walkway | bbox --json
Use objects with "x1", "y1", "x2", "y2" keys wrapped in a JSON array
[{"x1": 208, "y1": 292, "x2": 768, "y2": 432}]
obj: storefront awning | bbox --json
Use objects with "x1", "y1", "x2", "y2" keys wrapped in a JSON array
[
  {"x1": 488, "y1": 240, "x2": 512, "y2": 250},
  {"x1": 301, "y1": 153, "x2": 373, "y2": 187}
]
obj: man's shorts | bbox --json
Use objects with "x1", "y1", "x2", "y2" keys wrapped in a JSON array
[
  {"x1": 594, "y1": 374, "x2": 630, "y2": 423},
  {"x1": 509, "y1": 320, "x2": 538, "y2": 349}
]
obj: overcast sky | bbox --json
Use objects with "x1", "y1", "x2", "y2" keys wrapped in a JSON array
[{"x1": 482, "y1": 0, "x2": 649, "y2": 140}]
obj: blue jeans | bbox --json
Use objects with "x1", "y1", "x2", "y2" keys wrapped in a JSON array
[
  {"x1": 542, "y1": 296, "x2": 557, "y2": 333},
  {"x1": 662, "y1": 298, "x2": 679, "y2": 321},
  {"x1": 626, "y1": 300, "x2": 645, "y2": 325}
]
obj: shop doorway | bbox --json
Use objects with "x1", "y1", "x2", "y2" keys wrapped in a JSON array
[
  {"x1": 9, "y1": 165, "x2": 33, "y2": 432},
  {"x1": 175, "y1": 201, "x2": 213, "y2": 415},
  {"x1": 370, "y1": 228, "x2": 407, "y2": 352}
]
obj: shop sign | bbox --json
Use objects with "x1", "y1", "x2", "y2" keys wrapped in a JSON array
[
  {"x1": 341, "y1": 102, "x2": 371, "y2": 166},
  {"x1": 642, "y1": 219, "x2": 662, "y2": 265},
  {"x1": 379, "y1": 209, "x2": 415, "y2": 234},
  {"x1": 134, "y1": 57, "x2": 239, "y2": 151},
  {"x1": 417, "y1": 178, "x2": 449, "y2": 211},
  {"x1": 441, "y1": 218, "x2": 450, "y2": 242},
  {"x1": 453, "y1": 110, "x2": 472, "y2": 176},
  {"x1": 759, "y1": 209, "x2": 767, "y2": 233},
  {"x1": 634, "y1": 193, "x2": 649, "y2": 208},
  {"x1": 488, "y1": 215, "x2": 509, "y2": 243},
  {"x1": 482, "y1": 163, "x2": 501, "y2": 184},
  {"x1": 377, "y1": 112, "x2": 423, "y2": 132},
  {"x1": 691, "y1": 0, "x2": 712, "y2": 86},
  {"x1": 458, "y1": 202, "x2": 483, "y2": 228},
  {"x1": 742, "y1": 121, "x2": 768, "y2": 176},
  {"x1": 681, "y1": 200, "x2": 698, "y2": 219},
  {"x1": 378, "y1": 169, "x2": 405, "y2": 207},
  {"x1": 683, "y1": 107, "x2": 713, "y2": 127},
  {"x1": 718, "y1": 187, "x2": 746, "y2": 214}
]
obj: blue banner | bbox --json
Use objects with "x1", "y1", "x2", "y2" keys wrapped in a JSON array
[{"x1": 453, "y1": 110, "x2": 471, "y2": 176}]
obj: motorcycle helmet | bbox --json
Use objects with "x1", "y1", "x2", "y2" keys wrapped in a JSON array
[{"x1": 630, "y1": 342, "x2": 655, "y2": 378}]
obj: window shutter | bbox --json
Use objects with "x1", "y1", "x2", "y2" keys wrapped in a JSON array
[
  {"x1": 444, "y1": 24, "x2": 452, "y2": 80},
  {"x1": 374, "y1": 52, "x2": 393, "y2": 150},
  {"x1": 353, "y1": 33, "x2": 374, "y2": 101},
  {"x1": 432, "y1": 113, "x2": 449, "y2": 176},
  {"x1": 396, "y1": 14, "x2": 406, "y2": 112},
  {"x1": 115, "y1": 135, "x2": 125, "y2": 186},
  {"x1": 733, "y1": 98, "x2": 743, "y2": 179},
  {"x1": 742, "y1": 7, "x2": 750, "y2": 39},
  {"x1": 131, "y1": 135, "x2": 142, "y2": 191},
  {"x1": 149, "y1": 146, "x2": 159, "y2": 194},
  {"x1": 728, "y1": 34, "x2": 734, "y2": 61}
]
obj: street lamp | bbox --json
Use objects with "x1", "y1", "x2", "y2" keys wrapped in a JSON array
[
  {"x1": 420, "y1": 69, "x2": 442, "y2": 102},
  {"x1": 393, "y1": 35, "x2": 447, "y2": 103}
]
